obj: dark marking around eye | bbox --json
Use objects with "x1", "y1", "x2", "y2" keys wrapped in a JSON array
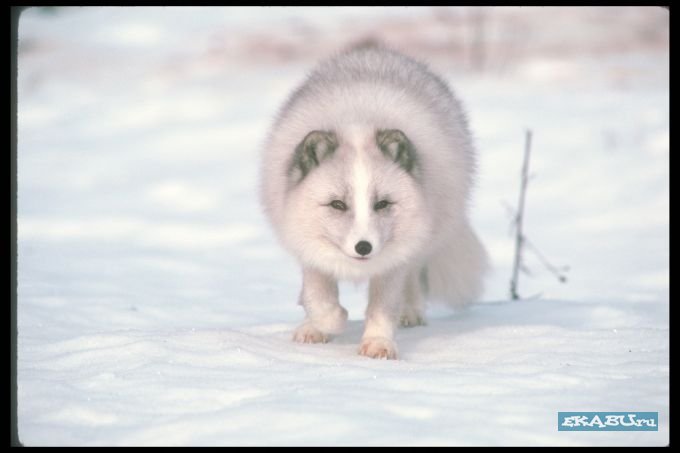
[
  {"x1": 373, "y1": 200, "x2": 391, "y2": 211},
  {"x1": 329, "y1": 200, "x2": 348, "y2": 211}
]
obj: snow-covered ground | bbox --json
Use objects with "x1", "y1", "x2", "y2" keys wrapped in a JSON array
[{"x1": 16, "y1": 7, "x2": 668, "y2": 446}]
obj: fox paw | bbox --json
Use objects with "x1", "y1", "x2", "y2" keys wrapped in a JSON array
[
  {"x1": 359, "y1": 337, "x2": 398, "y2": 360},
  {"x1": 399, "y1": 313, "x2": 426, "y2": 328},
  {"x1": 399, "y1": 307, "x2": 426, "y2": 328},
  {"x1": 292, "y1": 322, "x2": 329, "y2": 344}
]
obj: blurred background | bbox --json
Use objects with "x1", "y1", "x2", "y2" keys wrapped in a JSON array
[
  {"x1": 15, "y1": 6, "x2": 669, "y2": 446},
  {"x1": 18, "y1": 7, "x2": 668, "y2": 324}
]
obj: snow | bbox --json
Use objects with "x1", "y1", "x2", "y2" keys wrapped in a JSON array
[{"x1": 16, "y1": 6, "x2": 668, "y2": 446}]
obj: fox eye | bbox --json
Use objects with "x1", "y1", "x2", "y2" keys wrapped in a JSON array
[
  {"x1": 374, "y1": 200, "x2": 391, "y2": 211},
  {"x1": 329, "y1": 200, "x2": 347, "y2": 211}
]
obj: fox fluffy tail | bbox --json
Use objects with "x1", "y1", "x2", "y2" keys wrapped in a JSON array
[{"x1": 421, "y1": 222, "x2": 489, "y2": 307}]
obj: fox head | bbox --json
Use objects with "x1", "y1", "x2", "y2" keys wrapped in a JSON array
[{"x1": 280, "y1": 125, "x2": 433, "y2": 279}]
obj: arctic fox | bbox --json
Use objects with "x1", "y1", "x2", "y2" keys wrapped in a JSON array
[{"x1": 260, "y1": 43, "x2": 487, "y2": 359}]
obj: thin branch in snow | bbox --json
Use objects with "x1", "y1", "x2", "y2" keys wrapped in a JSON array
[
  {"x1": 523, "y1": 237, "x2": 570, "y2": 283},
  {"x1": 510, "y1": 129, "x2": 532, "y2": 301},
  {"x1": 508, "y1": 130, "x2": 569, "y2": 300}
]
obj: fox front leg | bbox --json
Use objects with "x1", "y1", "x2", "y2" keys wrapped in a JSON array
[
  {"x1": 399, "y1": 269, "x2": 426, "y2": 327},
  {"x1": 359, "y1": 268, "x2": 408, "y2": 359},
  {"x1": 292, "y1": 267, "x2": 348, "y2": 344}
]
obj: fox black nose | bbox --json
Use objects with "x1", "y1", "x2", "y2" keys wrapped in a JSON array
[{"x1": 355, "y1": 240, "x2": 372, "y2": 256}]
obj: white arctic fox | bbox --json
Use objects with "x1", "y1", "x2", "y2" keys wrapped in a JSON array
[{"x1": 260, "y1": 43, "x2": 487, "y2": 359}]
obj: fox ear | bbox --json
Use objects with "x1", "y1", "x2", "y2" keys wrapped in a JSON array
[
  {"x1": 376, "y1": 129, "x2": 418, "y2": 174},
  {"x1": 289, "y1": 130, "x2": 338, "y2": 184}
]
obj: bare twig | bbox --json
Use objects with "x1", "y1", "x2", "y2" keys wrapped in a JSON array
[
  {"x1": 508, "y1": 130, "x2": 569, "y2": 299},
  {"x1": 510, "y1": 130, "x2": 532, "y2": 300},
  {"x1": 522, "y1": 237, "x2": 570, "y2": 283}
]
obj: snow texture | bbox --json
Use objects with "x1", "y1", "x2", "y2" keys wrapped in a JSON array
[{"x1": 16, "y1": 6, "x2": 668, "y2": 446}]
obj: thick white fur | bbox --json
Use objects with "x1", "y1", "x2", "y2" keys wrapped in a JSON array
[{"x1": 260, "y1": 43, "x2": 488, "y2": 359}]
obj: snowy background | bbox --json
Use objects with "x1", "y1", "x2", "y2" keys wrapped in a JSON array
[{"x1": 16, "y1": 6, "x2": 668, "y2": 446}]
